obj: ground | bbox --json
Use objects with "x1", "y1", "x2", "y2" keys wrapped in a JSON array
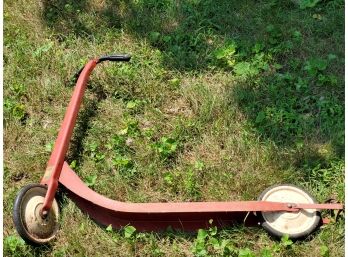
[{"x1": 3, "y1": 0, "x2": 344, "y2": 256}]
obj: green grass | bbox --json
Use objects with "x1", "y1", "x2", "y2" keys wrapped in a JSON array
[{"x1": 4, "y1": 0, "x2": 344, "y2": 256}]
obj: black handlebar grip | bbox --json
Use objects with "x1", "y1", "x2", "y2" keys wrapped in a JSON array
[{"x1": 98, "y1": 54, "x2": 131, "y2": 63}]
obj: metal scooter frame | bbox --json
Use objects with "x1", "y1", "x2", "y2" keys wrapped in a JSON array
[{"x1": 38, "y1": 54, "x2": 342, "y2": 232}]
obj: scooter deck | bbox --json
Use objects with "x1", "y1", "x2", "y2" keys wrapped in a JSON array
[
  {"x1": 59, "y1": 162, "x2": 260, "y2": 230},
  {"x1": 58, "y1": 162, "x2": 342, "y2": 231}
]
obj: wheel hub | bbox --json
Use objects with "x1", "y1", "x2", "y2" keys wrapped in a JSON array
[
  {"x1": 23, "y1": 195, "x2": 58, "y2": 239},
  {"x1": 259, "y1": 184, "x2": 320, "y2": 238}
]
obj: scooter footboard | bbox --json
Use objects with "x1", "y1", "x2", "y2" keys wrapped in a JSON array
[{"x1": 59, "y1": 162, "x2": 260, "y2": 231}]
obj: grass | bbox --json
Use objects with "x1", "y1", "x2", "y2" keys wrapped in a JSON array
[{"x1": 3, "y1": 0, "x2": 344, "y2": 256}]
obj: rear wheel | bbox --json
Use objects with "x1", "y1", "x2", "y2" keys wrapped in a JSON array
[
  {"x1": 258, "y1": 184, "x2": 320, "y2": 239},
  {"x1": 13, "y1": 184, "x2": 59, "y2": 245}
]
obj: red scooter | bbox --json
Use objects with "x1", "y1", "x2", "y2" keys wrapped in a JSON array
[{"x1": 13, "y1": 54, "x2": 343, "y2": 244}]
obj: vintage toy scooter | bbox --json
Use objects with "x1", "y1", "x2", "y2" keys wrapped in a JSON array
[{"x1": 13, "y1": 54, "x2": 343, "y2": 244}]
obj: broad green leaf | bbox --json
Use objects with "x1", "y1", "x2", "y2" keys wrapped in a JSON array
[
  {"x1": 234, "y1": 62, "x2": 259, "y2": 77},
  {"x1": 292, "y1": 30, "x2": 302, "y2": 39},
  {"x1": 273, "y1": 63, "x2": 283, "y2": 70},
  {"x1": 164, "y1": 172, "x2": 174, "y2": 184},
  {"x1": 70, "y1": 160, "x2": 77, "y2": 170},
  {"x1": 33, "y1": 41, "x2": 54, "y2": 57},
  {"x1": 170, "y1": 143, "x2": 177, "y2": 152},
  {"x1": 281, "y1": 234, "x2": 293, "y2": 247},
  {"x1": 126, "y1": 101, "x2": 137, "y2": 109},
  {"x1": 209, "y1": 237, "x2": 220, "y2": 249},
  {"x1": 238, "y1": 248, "x2": 256, "y2": 257},
  {"x1": 256, "y1": 111, "x2": 266, "y2": 123},
  {"x1": 4, "y1": 236, "x2": 25, "y2": 253},
  {"x1": 328, "y1": 53, "x2": 337, "y2": 61},
  {"x1": 209, "y1": 226, "x2": 217, "y2": 236},
  {"x1": 299, "y1": 0, "x2": 321, "y2": 9},
  {"x1": 320, "y1": 245, "x2": 329, "y2": 257},
  {"x1": 45, "y1": 142, "x2": 54, "y2": 152},
  {"x1": 124, "y1": 225, "x2": 136, "y2": 238},
  {"x1": 252, "y1": 43, "x2": 264, "y2": 53},
  {"x1": 118, "y1": 127, "x2": 128, "y2": 135},
  {"x1": 214, "y1": 43, "x2": 237, "y2": 59},
  {"x1": 315, "y1": 59, "x2": 328, "y2": 71},
  {"x1": 194, "y1": 161, "x2": 205, "y2": 171},
  {"x1": 197, "y1": 229, "x2": 208, "y2": 241},
  {"x1": 106, "y1": 224, "x2": 113, "y2": 232},
  {"x1": 169, "y1": 78, "x2": 181, "y2": 88},
  {"x1": 261, "y1": 248, "x2": 273, "y2": 257},
  {"x1": 85, "y1": 175, "x2": 97, "y2": 187},
  {"x1": 149, "y1": 31, "x2": 161, "y2": 42}
]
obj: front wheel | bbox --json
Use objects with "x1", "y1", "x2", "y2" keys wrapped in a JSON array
[
  {"x1": 258, "y1": 184, "x2": 320, "y2": 239},
  {"x1": 13, "y1": 184, "x2": 60, "y2": 245}
]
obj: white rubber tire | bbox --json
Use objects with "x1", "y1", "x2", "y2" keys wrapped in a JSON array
[{"x1": 258, "y1": 184, "x2": 320, "y2": 239}]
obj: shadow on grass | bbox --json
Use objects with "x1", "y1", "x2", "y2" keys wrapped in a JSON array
[
  {"x1": 66, "y1": 81, "x2": 107, "y2": 167},
  {"x1": 40, "y1": 0, "x2": 344, "y2": 179},
  {"x1": 41, "y1": 0, "x2": 91, "y2": 40},
  {"x1": 231, "y1": 73, "x2": 344, "y2": 159},
  {"x1": 26, "y1": 244, "x2": 54, "y2": 257},
  {"x1": 40, "y1": 0, "x2": 300, "y2": 71}
]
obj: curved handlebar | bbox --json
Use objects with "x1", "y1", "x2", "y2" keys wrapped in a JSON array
[
  {"x1": 97, "y1": 54, "x2": 131, "y2": 63},
  {"x1": 73, "y1": 54, "x2": 131, "y2": 83}
]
